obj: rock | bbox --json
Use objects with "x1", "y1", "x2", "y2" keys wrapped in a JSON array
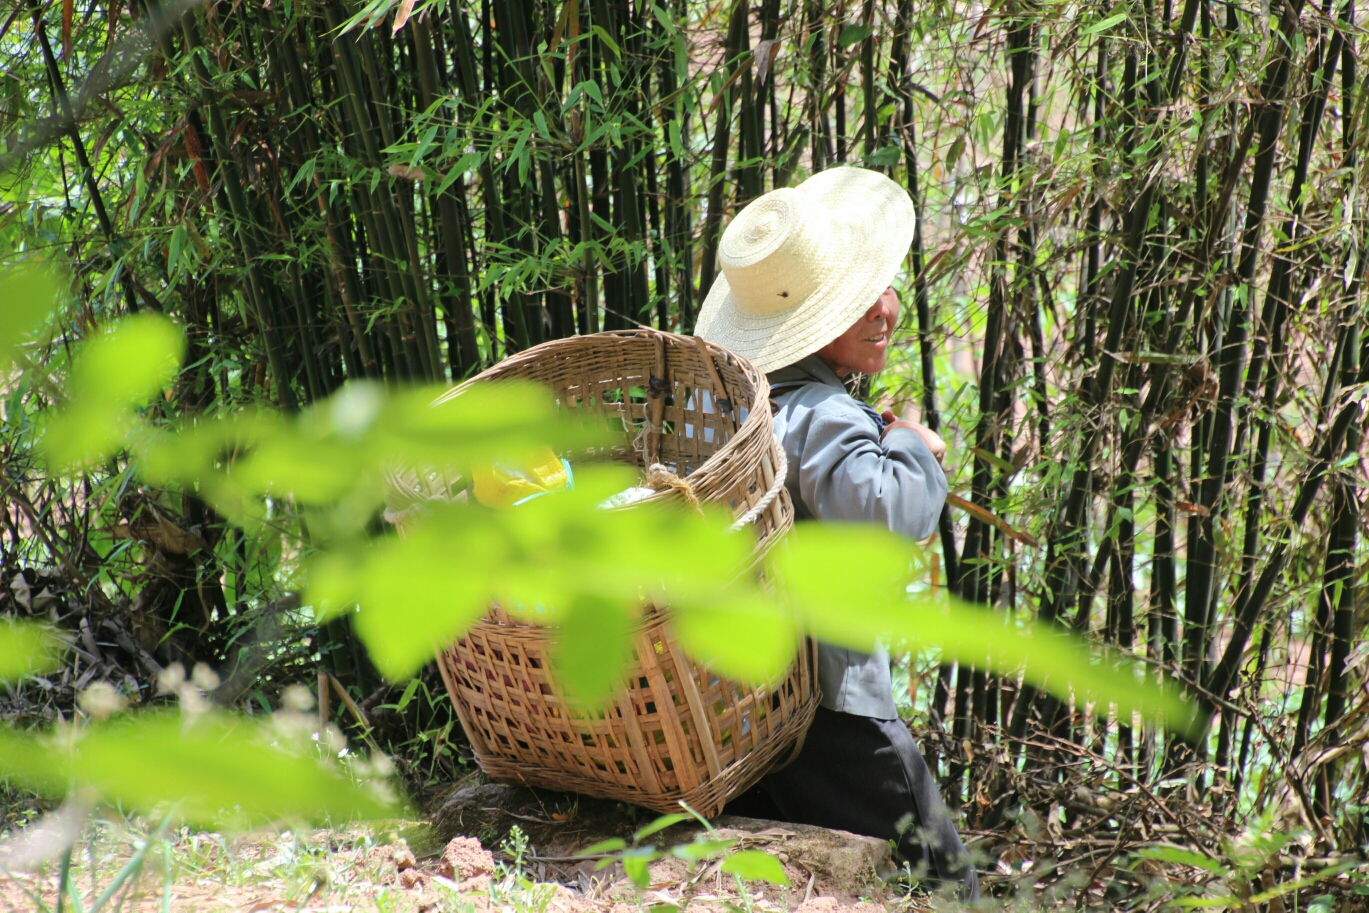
[
  {"x1": 429, "y1": 783, "x2": 895, "y2": 901},
  {"x1": 399, "y1": 867, "x2": 426, "y2": 890},
  {"x1": 437, "y1": 835, "x2": 497, "y2": 892},
  {"x1": 713, "y1": 816, "x2": 894, "y2": 900}
]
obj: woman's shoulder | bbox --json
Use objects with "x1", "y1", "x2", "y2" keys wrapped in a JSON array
[{"x1": 776, "y1": 383, "x2": 872, "y2": 426}]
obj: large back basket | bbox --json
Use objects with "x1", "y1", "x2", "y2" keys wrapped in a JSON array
[{"x1": 396, "y1": 330, "x2": 818, "y2": 817}]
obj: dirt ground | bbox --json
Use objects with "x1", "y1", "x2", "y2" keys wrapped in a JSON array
[{"x1": 0, "y1": 817, "x2": 946, "y2": 913}]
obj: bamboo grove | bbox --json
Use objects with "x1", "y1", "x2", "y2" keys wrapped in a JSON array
[{"x1": 2, "y1": 0, "x2": 1368, "y2": 869}]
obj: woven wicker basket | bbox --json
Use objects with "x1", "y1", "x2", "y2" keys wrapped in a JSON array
[{"x1": 394, "y1": 329, "x2": 818, "y2": 816}]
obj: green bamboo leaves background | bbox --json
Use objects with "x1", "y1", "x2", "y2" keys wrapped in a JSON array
[{"x1": 2, "y1": 0, "x2": 1368, "y2": 870}]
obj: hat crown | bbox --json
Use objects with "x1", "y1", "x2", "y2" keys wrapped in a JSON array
[{"x1": 718, "y1": 187, "x2": 831, "y2": 319}]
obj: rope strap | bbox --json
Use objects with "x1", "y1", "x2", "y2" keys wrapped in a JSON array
[
  {"x1": 726, "y1": 437, "x2": 788, "y2": 533},
  {"x1": 646, "y1": 434, "x2": 787, "y2": 532}
]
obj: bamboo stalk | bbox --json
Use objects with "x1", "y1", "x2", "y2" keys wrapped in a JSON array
[
  {"x1": 180, "y1": 12, "x2": 299, "y2": 409},
  {"x1": 30, "y1": 0, "x2": 139, "y2": 316},
  {"x1": 698, "y1": 0, "x2": 748, "y2": 295},
  {"x1": 1321, "y1": 3, "x2": 1363, "y2": 784},
  {"x1": 1186, "y1": 0, "x2": 1315, "y2": 684}
]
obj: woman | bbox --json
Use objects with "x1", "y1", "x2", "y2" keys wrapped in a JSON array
[{"x1": 696, "y1": 166, "x2": 978, "y2": 900}]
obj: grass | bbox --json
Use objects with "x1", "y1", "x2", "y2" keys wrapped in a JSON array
[{"x1": 0, "y1": 815, "x2": 448, "y2": 912}]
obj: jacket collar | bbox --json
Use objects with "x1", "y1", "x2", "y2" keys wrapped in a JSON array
[{"x1": 766, "y1": 354, "x2": 846, "y2": 391}]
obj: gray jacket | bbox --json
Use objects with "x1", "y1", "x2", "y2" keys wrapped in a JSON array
[{"x1": 769, "y1": 355, "x2": 948, "y2": 719}]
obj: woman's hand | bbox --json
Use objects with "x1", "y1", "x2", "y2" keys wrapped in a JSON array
[{"x1": 881, "y1": 410, "x2": 946, "y2": 465}]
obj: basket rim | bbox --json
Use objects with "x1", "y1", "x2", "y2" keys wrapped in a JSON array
[{"x1": 431, "y1": 329, "x2": 774, "y2": 512}]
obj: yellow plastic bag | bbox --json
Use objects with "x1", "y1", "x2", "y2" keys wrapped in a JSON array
[{"x1": 471, "y1": 446, "x2": 573, "y2": 508}]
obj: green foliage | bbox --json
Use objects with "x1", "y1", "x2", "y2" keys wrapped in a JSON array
[
  {"x1": 553, "y1": 594, "x2": 635, "y2": 708},
  {"x1": 0, "y1": 261, "x2": 59, "y2": 368},
  {"x1": 579, "y1": 810, "x2": 752, "y2": 891},
  {"x1": 0, "y1": 619, "x2": 63, "y2": 680},
  {"x1": 140, "y1": 380, "x2": 608, "y2": 536},
  {"x1": 1128, "y1": 813, "x2": 1365, "y2": 908},
  {"x1": 633, "y1": 813, "x2": 692, "y2": 841},
  {"x1": 719, "y1": 850, "x2": 789, "y2": 886},
  {"x1": 41, "y1": 313, "x2": 185, "y2": 470},
  {"x1": 668, "y1": 591, "x2": 798, "y2": 687},
  {"x1": 307, "y1": 465, "x2": 769, "y2": 685},
  {"x1": 0, "y1": 712, "x2": 398, "y2": 828},
  {"x1": 837, "y1": 24, "x2": 871, "y2": 48},
  {"x1": 773, "y1": 525, "x2": 1199, "y2": 735},
  {"x1": 0, "y1": 298, "x2": 1201, "y2": 836}
]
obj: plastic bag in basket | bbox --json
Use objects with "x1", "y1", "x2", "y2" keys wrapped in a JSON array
[{"x1": 470, "y1": 447, "x2": 574, "y2": 508}]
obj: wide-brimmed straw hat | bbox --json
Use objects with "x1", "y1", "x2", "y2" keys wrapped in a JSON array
[{"x1": 694, "y1": 166, "x2": 916, "y2": 373}]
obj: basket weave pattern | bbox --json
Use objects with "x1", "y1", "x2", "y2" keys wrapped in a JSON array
[
  {"x1": 434, "y1": 607, "x2": 819, "y2": 816},
  {"x1": 411, "y1": 330, "x2": 817, "y2": 816}
]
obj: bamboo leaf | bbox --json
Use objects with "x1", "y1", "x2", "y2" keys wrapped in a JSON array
[
  {"x1": 838, "y1": 24, "x2": 871, "y2": 47},
  {"x1": 391, "y1": 0, "x2": 415, "y2": 33},
  {"x1": 590, "y1": 25, "x2": 621, "y2": 58},
  {"x1": 1082, "y1": 11, "x2": 1130, "y2": 36}
]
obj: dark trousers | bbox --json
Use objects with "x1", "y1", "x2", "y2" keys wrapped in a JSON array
[{"x1": 724, "y1": 707, "x2": 979, "y2": 900}]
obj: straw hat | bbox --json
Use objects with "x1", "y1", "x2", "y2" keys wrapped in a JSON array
[{"x1": 694, "y1": 166, "x2": 916, "y2": 373}]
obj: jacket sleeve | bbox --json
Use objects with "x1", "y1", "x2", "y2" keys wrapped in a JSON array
[{"x1": 797, "y1": 402, "x2": 948, "y2": 540}]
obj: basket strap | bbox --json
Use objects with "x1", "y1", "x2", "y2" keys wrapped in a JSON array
[{"x1": 726, "y1": 434, "x2": 788, "y2": 533}]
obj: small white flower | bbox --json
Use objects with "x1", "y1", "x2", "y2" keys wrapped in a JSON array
[
  {"x1": 178, "y1": 684, "x2": 210, "y2": 719},
  {"x1": 77, "y1": 682, "x2": 126, "y2": 720},
  {"x1": 281, "y1": 683, "x2": 316, "y2": 712},
  {"x1": 157, "y1": 662, "x2": 186, "y2": 695},
  {"x1": 191, "y1": 663, "x2": 221, "y2": 692},
  {"x1": 368, "y1": 752, "x2": 395, "y2": 778}
]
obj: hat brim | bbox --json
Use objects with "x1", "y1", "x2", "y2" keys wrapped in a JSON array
[{"x1": 694, "y1": 167, "x2": 917, "y2": 374}]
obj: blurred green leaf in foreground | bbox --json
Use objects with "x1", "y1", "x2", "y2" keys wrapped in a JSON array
[
  {"x1": 40, "y1": 312, "x2": 186, "y2": 469},
  {"x1": 309, "y1": 468, "x2": 1197, "y2": 733},
  {"x1": 308, "y1": 464, "x2": 789, "y2": 697},
  {"x1": 0, "y1": 261, "x2": 60, "y2": 370},
  {"x1": 721, "y1": 849, "x2": 791, "y2": 885},
  {"x1": 0, "y1": 619, "x2": 64, "y2": 680},
  {"x1": 772, "y1": 524, "x2": 1201, "y2": 736},
  {"x1": 0, "y1": 712, "x2": 400, "y2": 828},
  {"x1": 139, "y1": 379, "x2": 610, "y2": 539}
]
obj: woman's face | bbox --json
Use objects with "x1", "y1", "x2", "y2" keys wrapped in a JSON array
[{"x1": 815, "y1": 287, "x2": 902, "y2": 377}]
